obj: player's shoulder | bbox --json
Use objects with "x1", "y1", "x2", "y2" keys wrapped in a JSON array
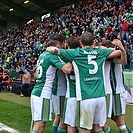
[{"x1": 39, "y1": 51, "x2": 57, "y2": 59}]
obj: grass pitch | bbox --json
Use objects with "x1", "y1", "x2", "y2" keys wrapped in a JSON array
[{"x1": 0, "y1": 92, "x2": 133, "y2": 133}]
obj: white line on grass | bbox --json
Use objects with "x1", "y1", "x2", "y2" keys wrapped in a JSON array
[{"x1": 0, "y1": 122, "x2": 20, "y2": 133}]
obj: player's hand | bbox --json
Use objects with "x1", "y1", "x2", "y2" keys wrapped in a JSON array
[
  {"x1": 46, "y1": 46, "x2": 58, "y2": 53},
  {"x1": 112, "y1": 39, "x2": 125, "y2": 51}
]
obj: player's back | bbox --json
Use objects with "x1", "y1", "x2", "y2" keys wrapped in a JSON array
[
  {"x1": 32, "y1": 51, "x2": 58, "y2": 97},
  {"x1": 72, "y1": 47, "x2": 112, "y2": 100}
]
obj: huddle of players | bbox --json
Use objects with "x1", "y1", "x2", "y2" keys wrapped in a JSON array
[{"x1": 30, "y1": 32, "x2": 132, "y2": 133}]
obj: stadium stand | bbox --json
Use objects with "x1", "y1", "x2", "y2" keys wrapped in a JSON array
[
  {"x1": 0, "y1": 0, "x2": 133, "y2": 95},
  {"x1": 0, "y1": 1, "x2": 133, "y2": 133}
]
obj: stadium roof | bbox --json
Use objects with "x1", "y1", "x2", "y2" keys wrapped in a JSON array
[{"x1": 0, "y1": 0, "x2": 77, "y2": 29}]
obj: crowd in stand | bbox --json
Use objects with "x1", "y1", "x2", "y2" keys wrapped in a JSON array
[{"x1": 0, "y1": 0, "x2": 133, "y2": 71}]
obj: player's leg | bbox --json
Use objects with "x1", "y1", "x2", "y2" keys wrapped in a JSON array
[
  {"x1": 75, "y1": 100, "x2": 92, "y2": 133},
  {"x1": 31, "y1": 95, "x2": 52, "y2": 133},
  {"x1": 57, "y1": 96, "x2": 67, "y2": 133},
  {"x1": 76, "y1": 97, "x2": 106, "y2": 133},
  {"x1": 52, "y1": 95, "x2": 60, "y2": 133},
  {"x1": 78, "y1": 128, "x2": 90, "y2": 133},
  {"x1": 102, "y1": 124, "x2": 111, "y2": 133},
  {"x1": 93, "y1": 97, "x2": 106, "y2": 133},
  {"x1": 67, "y1": 125, "x2": 77, "y2": 133},
  {"x1": 52, "y1": 95, "x2": 67, "y2": 133},
  {"x1": 102, "y1": 94, "x2": 112, "y2": 133},
  {"x1": 112, "y1": 92, "x2": 128, "y2": 133},
  {"x1": 33, "y1": 122, "x2": 46, "y2": 133},
  {"x1": 63, "y1": 98, "x2": 77, "y2": 133},
  {"x1": 52, "y1": 115, "x2": 60, "y2": 133}
]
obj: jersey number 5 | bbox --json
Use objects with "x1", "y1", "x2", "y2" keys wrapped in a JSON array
[{"x1": 88, "y1": 55, "x2": 98, "y2": 74}]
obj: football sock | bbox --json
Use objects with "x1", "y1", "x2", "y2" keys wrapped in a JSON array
[
  {"x1": 52, "y1": 124, "x2": 58, "y2": 133},
  {"x1": 120, "y1": 130, "x2": 128, "y2": 133},
  {"x1": 125, "y1": 124, "x2": 132, "y2": 133},
  {"x1": 104, "y1": 126, "x2": 112, "y2": 133},
  {"x1": 57, "y1": 127, "x2": 67, "y2": 133},
  {"x1": 32, "y1": 130, "x2": 39, "y2": 133}
]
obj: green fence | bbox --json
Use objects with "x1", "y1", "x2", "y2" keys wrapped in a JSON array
[
  {"x1": 7, "y1": 70, "x2": 34, "y2": 81},
  {"x1": 123, "y1": 69, "x2": 133, "y2": 88},
  {"x1": 8, "y1": 71, "x2": 20, "y2": 79},
  {"x1": 5, "y1": 69, "x2": 133, "y2": 88}
]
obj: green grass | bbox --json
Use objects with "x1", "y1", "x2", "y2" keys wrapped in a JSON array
[
  {"x1": 0, "y1": 92, "x2": 133, "y2": 133},
  {"x1": 0, "y1": 99, "x2": 31, "y2": 132},
  {"x1": 0, "y1": 131, "x2": 10, "y2": 133},
  {"x1": 0, "y1": 92, "x2": 53, "y2": 133}
]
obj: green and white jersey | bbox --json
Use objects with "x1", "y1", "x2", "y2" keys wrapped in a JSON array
[
  {"x1": 110, "y1": 63, "x2": 126, "y2": 94},
  {"x1": 66, "y1": 69, "x2": 76, "y2": 98},
  {"x1": 31, "y1": 51, "x2": 65, "y2": 98},
  {"x1": 52, "y1": 70, "x2": 67, "y2": 96},
  {"x1": 60, "y1": 48, "x2": 113, "y2": 101}
]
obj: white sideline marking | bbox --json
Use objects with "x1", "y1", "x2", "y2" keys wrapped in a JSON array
[{"x1": 0, "y1": 122, "x2": 20, "y2": 133}]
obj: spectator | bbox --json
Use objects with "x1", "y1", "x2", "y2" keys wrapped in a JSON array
[
  {"x1": 0, "y1": 0, "x2": 133, "y2": 70},
  {"x1": 120, "y1": 17, "x2": 129, "y2": 41},
  {"x1": 0, "y1": 67, "x2": 10, "y2": 92},
  {"x1": 128, "y1": 20, "x2": 133, "y2": 35},
  {"x1": 15, "y1": 66, "x2": 31, "y2": 96},
  {"x1": 104, "y1": 23, "x2": 112, "y2": 40},
  {"x1": 110, "y1": 27, "x2": 118, "y2": 41}
]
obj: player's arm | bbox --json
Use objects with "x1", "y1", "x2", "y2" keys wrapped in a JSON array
[
  {"x1": 61, "y1": 62, "x2": 72, "y2": 74},
  {"x1": 51, "y1": 54, "x2": 72, "y2": 74},
  {"x1": 107, "y1": 39, "x2": 127, "y2": 64},
  {"x1": 112, "y1": 39, "x2": 127, "y2": 64},
  {"x1": 47, "y1": 46, "x2": 76, "y2": 63},
  {"x1": 47, "y1": 46, "x2": 60, "y2": 55}
]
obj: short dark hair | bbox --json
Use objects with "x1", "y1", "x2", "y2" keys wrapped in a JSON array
[
  {"x1": 50, "y1": 34, "x2": 66, "y2": 47},
  {"x1": 67, "y1": 36, "x2": 81, "y2": 49},
  {"x1": 49, "y1": 39, "x2": 61, "y2": 46},
  {"x1": 52, "y1": 34, "x2": 66, "y2": 43},
  {"x1": 80, "y1": 32, "x2": 94, "y2": 46},
  {"x1": 100, "y1": 40, "x2": 114, "y2": 48}
]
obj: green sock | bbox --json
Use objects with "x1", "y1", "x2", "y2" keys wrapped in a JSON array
[
  {"x1": 52, "y1": 124, "x2": 58, "y2": 133},
  {"x1": 104, "y1": 126, "x2": 112, "y2": 133},
  {"x1": 96, "y1": 130, "x2": 104, "y2": 133},
  {"x1": 32, "y1": 130, "x2": 39, "y2": 133},
  {"x1": 125, "y1": 124, "x2": 132, "y2": 133},
  {"x1": 120, "y1": 130, "x2": 128, "y2": 133},
  {"x1": 57, "y1": 127, "x2": 67, "y2": 133}
]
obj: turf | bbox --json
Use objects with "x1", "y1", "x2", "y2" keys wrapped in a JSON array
[
  {"x1": 0, "y1": 92, "x2": 133, "y2": 133},
  {"x1": 0, "y1": 131, "x2": 10, "y2": 133}
]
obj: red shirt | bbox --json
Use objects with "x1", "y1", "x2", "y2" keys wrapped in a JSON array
[{"x1": 120, "y1": 18, "x2": 129, "y2": 31}]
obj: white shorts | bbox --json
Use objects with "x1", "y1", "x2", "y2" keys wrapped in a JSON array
[
  {"x1": 106, "y1": 94, "x2": 113, "y2": 118},
  {"x1": 63, "y1": 98, "x2": 77, "y2": 127},
  {"x1": 31, "y1": 95, "x2": 52, "y2": 122},
  {"x1": 112, "y1": 91, "x2": 127, "y2": 116},
  {"x1": 76, "y1": 97, "x2": 106, "y2": 130},
  {"x1": 52, "y1": 95, "x2": 65, "y2": 116}
]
